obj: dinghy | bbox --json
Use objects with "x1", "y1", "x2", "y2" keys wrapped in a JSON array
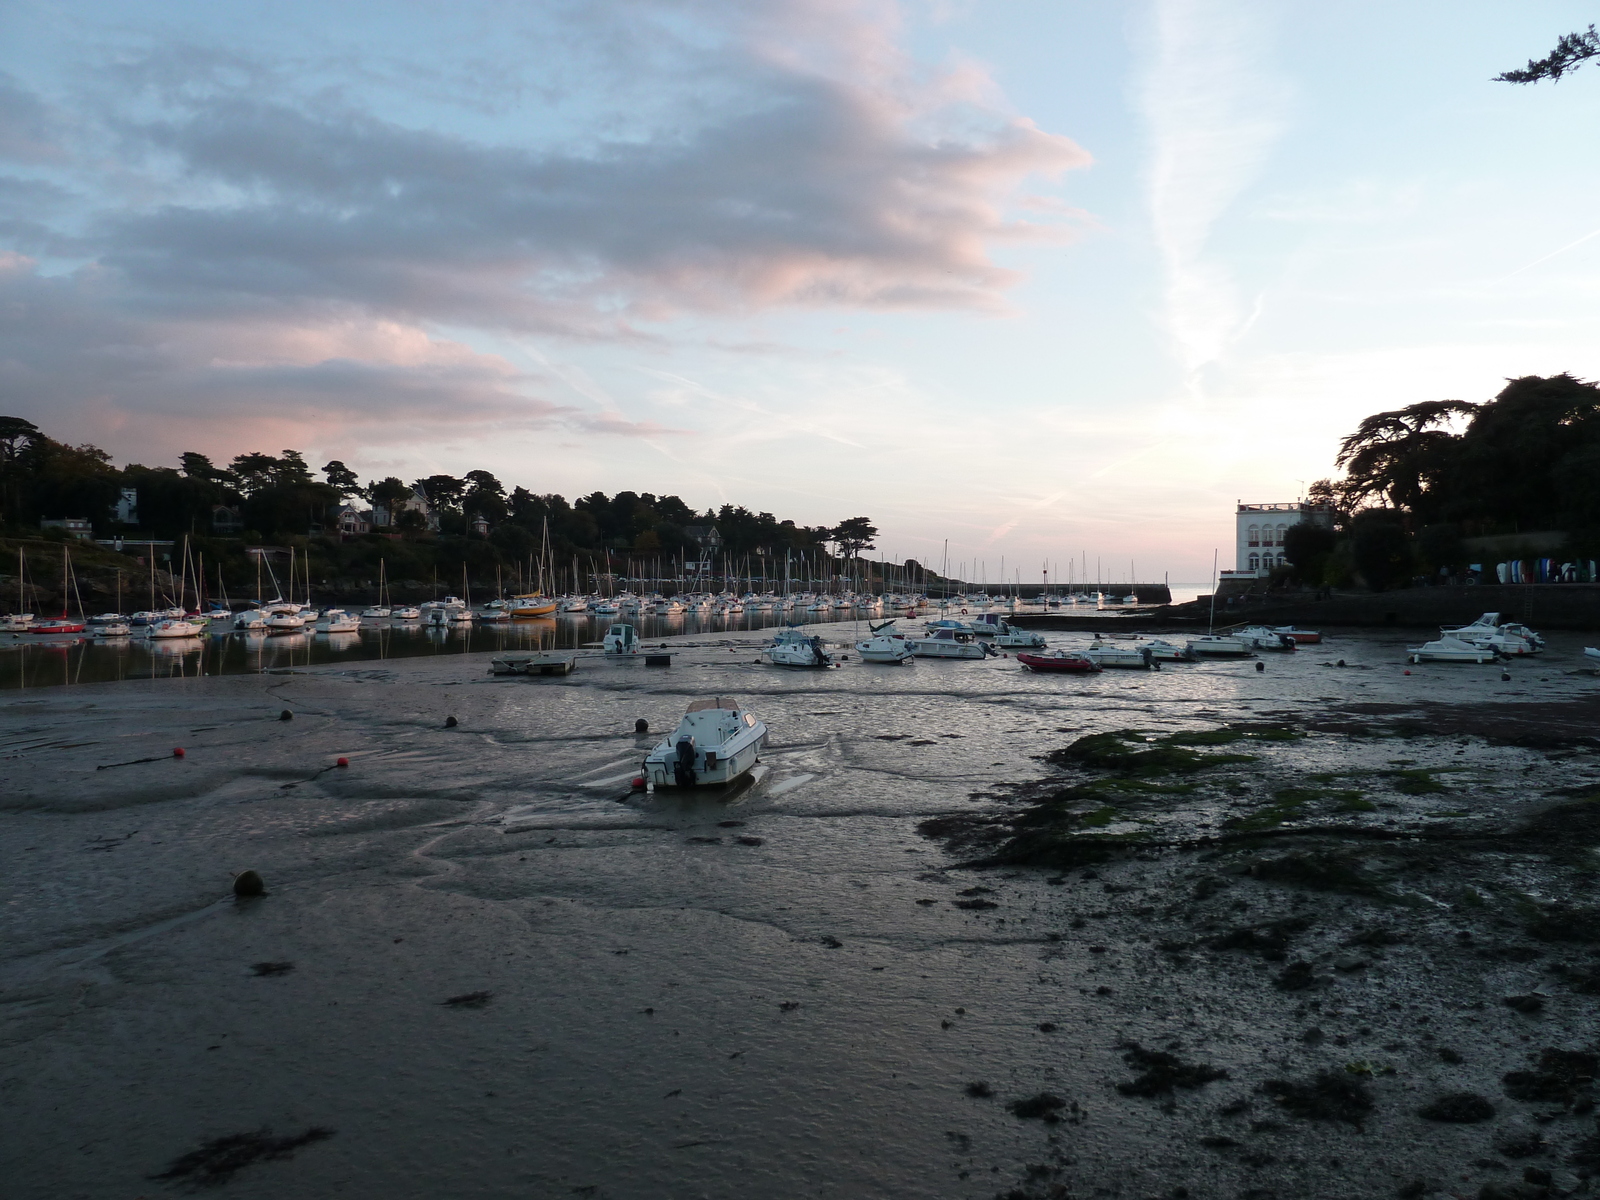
[{"x1": 1016, "y1": 650, "x2": 1101, "y2": 674}]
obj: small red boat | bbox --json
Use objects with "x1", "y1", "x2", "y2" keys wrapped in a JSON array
[
  {"x1": 1271, "y1": 626, "x2": 1321, "y2": 644},
  {"x1": 1017, "y1": 651, "x2": 1101, "y2": 674},
  {"x1": 30, "y1": 618, "x2": 86, "y2": 635}
]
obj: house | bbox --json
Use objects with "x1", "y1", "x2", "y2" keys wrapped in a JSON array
[
  {"x1": 211, "y1": 505, "x2": 244, "y2": 534},
  {"x1": 113, "y1": 488, "x2": 138, "y2": 525},
  {"x1": 396, "y1": 485, "x2": 439, "y2": 531},
  {"x1": 41, "y1": 518, "x2": 93, "y2": 540},
  {"x1": 334, "y1": 505, "x2": 370, "y2": 538},
  {"x1": 470, "y1": 514, "x2": 489, "y2": 536},
  {"x1": 1222, "y1": 502, "x2": 1335, "y2": 579}
]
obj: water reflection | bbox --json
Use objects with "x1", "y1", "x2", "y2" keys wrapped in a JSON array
[{"x1": 0, "y1": 608, "x2": 833, "y2": 689}]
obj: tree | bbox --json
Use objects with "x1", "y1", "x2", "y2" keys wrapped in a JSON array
[
  {"x1": 323, "y1": 460, "x2": 365, "y2": 500},
  {"x1": 230, "y1": 452, "x2": 280, "y2": 495},
  {"x1": 1282, "y1": 522, "x2": 1336, "y2": 585},
  {"x1": 1497, "y1": 25, "x2": 1600, "y2": 84},
  {"x1": 1334, "y1": 400, "x2": 1477, "y2": 518},
  {"x1": 1348, "y1": 510, "x2": 1412, "y2": 592},
  {"x1": 416, "y1": 474, "x2": 465, "y2": 515},
  {"x1": 830, "y1": 516, "x2": 878, "y2": 562},
  {"x1": 369, "y1": 477, "x2": 411, "y2": 522},
  {"x1": 0, "y1": 416, "x2": 41, "y2": 462}
]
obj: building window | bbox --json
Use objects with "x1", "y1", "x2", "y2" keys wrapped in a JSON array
[
  {"x1": 1247, "y1": 524, "x2": 1260, "y2": 546},
  {"x1": 1248, "y1": 554, "x2": 1260, "y2": 571}
]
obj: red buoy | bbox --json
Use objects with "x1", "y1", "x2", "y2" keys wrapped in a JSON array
[
  {"x1": 337, "y1": 757, "x2": 349, "y2": 768},
  {"x1": 173, "y1": 747, "x2": 185, "y2": 758},
  {"x1": 1403, "y1": 669, "x2": 1411, "y2": 676},
  {"x1": 631, "y1": 776, "x2": 646, "y2": 789}
]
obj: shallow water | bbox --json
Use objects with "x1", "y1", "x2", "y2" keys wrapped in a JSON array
[{"x1": 2, "y1": 626, "x2": 1598, "y2": 1198}]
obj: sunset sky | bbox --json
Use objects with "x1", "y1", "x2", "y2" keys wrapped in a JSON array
[{"x1": 4, "y1": 1, "x2": 1600, "y2": 583}]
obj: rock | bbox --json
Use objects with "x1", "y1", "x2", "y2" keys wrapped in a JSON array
[
  {"x1": 232, "y1": 869, "x2": 265, "y2": 897},
  {"x1": 635, "y1": 718, "x2": 649, "y2": 733},
  {"x1": 964, "y1": 1081, "x2": 994, "y2": 1098},
  {"x1": 1503, "y1": 994, "x2": 1545, "y2": 1014},
  {"x1": 1006, "y1": 1092, "x2": 1069, "y2": 1121},
  {"x1": 1260, "y1": 1072, "x2": 1374, "y2": 1127},
  {"x1": 1495, "y1": 1129, "x2": 1546, "y2": 1158},
  {"x1": 1334, "y1": 956, "x2": 1368, "y2": 972},
  {"x1": 1502, "y1": 1048, "x2": 1599, "y2": 1104},
  {"x1": 445, "y1": 716, "x2": 458, "y2": 728},
  {"x1": 1417, "y1": 1092, "x2": 1495, "y2": 1123},
  {"x1": 279, "y1": 709, "x2": 293, "y2": 721},
  {"x1": 1116, "y1": 1042, "x2": 1228, "y2": 1097},
  {"x1": 1275, "y1": 961, "x2": 1322, "y2": 991}
]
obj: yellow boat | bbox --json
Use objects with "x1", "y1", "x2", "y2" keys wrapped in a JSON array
[{"x1": 509, "y1": 594, "x2": 559, "y2": 618}]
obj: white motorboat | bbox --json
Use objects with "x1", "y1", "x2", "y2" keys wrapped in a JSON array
[
  {"x1": 478, "y1": 607, "x2": 510, "y2": 622},
  {"x1": 448, "y1": 606, "x2": 474, "y2": 624},
  {"x1": 908, "y1": 626, "x2": 994, "y2": 660},
  {"x1": 265, "y1": 611, "x2": 306, "y2": 634},
  {"x1": 1185, "y1": 635, "x2": 1253, "y2": 657},
  {"x1": 970, "y1": 613, "x2": 1046, "y2": 648},
  {"x1": 762, "y1": 628, "x2": 836, "y2": 668},
  {"x1": 392, "y1": 606, "x2": 421, "y2": 621},
  {"x1": 1232, "y1": 625, "x2": 1298, "y2": 651},
  {"x1": 1440, "y1": 613, "x2": 1543, "y2": 656},
  {"x1": 654, "y1": 598, "x2": 686, "y2": 616},
  {"x1": 1407, "y1": 635, "x2": 1499, "y2": 664},
  {"x1": 641, "y1": 698, "x2": 768, "y2": 788},
  {"x1": 1141, "y1": 638, "x2": 1196, "y2": 663},
  {"x1": 1585, "y1": 647, "x2": 1600, "y2": 664},
  {"x1": 93, "y1": 621, "x2": 131, "y2": 638},
  {"x1": 200, "y1": 607, "x2": 233, "y2": 625},
  {"x1": 233, "y1": 608, "x2": 268, "y2": 632},
  {"x1": 855, "y1": 620, "x2": 915, "y2": 663},
  {"x1": 426, "y1": 608, "x2": 452, "y2": 628},
  {"x1": 315, "y1": 609, "x2": 361, "y2": 634},
  {"x1": 146, "y1": 618, "x2": 206, "y2": 639},
  {"x1": 592, "y1": 600, "x2": 620, "y2": 615},
  {"x1": 603, "y1": 623, "x2": 642, "y2": 655},
  {"x1": 1083, "y1": 639, "x2": 1153, "y2": 669},
  {"x1": 361, "y1": 605, "x2": 392, "y2": 619},
  {"x1": 558, "y1": 595, "x2": 591, "y2": 613},
  {"x1": 0, "y1": 613, "x2": 34, "y2": 632}
]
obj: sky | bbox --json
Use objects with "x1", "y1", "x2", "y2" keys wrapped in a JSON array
[{"x1": 4, "y1": 1, "x2": 1600, "y2": 585}]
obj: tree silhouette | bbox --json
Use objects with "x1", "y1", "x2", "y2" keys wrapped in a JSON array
[
  {"x1": 1334, "y1": 400, "x2": 1477, "y2": 518},
  {"x1": 1497, "y1": 25, "x2": 1600, "y2": 83}
]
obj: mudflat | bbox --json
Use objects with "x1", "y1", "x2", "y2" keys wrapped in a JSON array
[{"x1": 3, "y1": 624, "x2": 1599, "y2": 1199}]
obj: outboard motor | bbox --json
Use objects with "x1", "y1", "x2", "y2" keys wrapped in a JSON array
[
  {"x1": 981, "y1": 641, "x2": 999, "y2": 657},
  {"x1": 810, "y1": 637, "x2": 828, "y2": 667},
  {"x1": 673, "y1": 737, "x2": 697, "y2": 787}
]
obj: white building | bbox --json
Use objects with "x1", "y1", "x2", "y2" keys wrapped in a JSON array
[{"x1": 1223, "y1": 502, "x2": 1334, "y2": 578}]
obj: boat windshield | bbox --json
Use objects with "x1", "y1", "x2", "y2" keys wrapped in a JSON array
[{"x1": 686, "y1": 698, "x2": 740, "y2": 713}]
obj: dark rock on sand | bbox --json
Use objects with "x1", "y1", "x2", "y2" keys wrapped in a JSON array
[
  {"x1": 1502, "y1": 1049, "x2": 1598, "y2": 1105},
  {"x1": 151, "y1": 1126, "x2": 334, "y2": 1186},
  {"x1": 232, "y1": 869, "x2": 266, "y2": 897},
  {"x1": 1260, "y1": 1072, "x2": 1374, "y2": 1126},
  {"x1": 1417, "y1": 1092, "x2": 1496, "y2": 1123},
  {"x1": 1115, "y1": 1042, "x2": 1228, "y2": 1097}
]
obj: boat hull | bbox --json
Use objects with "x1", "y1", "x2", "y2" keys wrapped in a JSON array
[{"x1": 1017, "y1": 653, "x2": 1101, "y2": 673}]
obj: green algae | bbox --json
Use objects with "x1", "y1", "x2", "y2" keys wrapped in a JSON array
[
  {"x1": 1048, "y1": 730, "x2": 1257, "y2": 777},
  {"x1": 1387, "y1": 768, "x2": 1448, "y2": 795}
]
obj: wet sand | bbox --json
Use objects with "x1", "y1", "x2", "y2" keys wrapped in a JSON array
[{"x1": 4, "y1": 622, "x2": 1600, "y2": 1199}]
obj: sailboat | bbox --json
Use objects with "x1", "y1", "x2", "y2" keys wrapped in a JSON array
[
  {"x1": 511, "y1": 518, "x2": 560, "y2": 617},
  {"x1": 32, "y1": 546, "x2": 87, "y2": 634},
  {"x1": 2, "y1": 547, "x2": 34, "y2": 631},
  {"x1": 361, "y1": 560, "x2": 392, "y2": 619}
]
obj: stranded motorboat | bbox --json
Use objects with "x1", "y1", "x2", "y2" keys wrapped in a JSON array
[
  {"x1": 1585, "y1": 646, "x2": 1600, "y2": 664},
  {"x1": 641, "y1": 698, "x2": 768, "y2": 788},
  {"x1": 908, "y1": 626, "x2": 995, "y2": 660},
  {"x1": 1232, "y1": 625, "x2": 1298, "y2": 651},
  {"x1": 1084, "y1": 639, "x2": 1153, "y2": 669},
  {"x1": 603, "y1": 623, "x2": 641, "y2": 655},
  {"x1": 391, "y1": 606, "x2": 421, "y2": 620},
  {"x1": 233, "y1": 608, "x2": 267, "y2": 632},
  {"x1": 1185, "y1": 635, "x2": 1252, "y2": 657},
  {"x1": 93, "y1": 621, "x2": 131, "y2": 638},
  {"x1": 1407, "y1": 635, "x2": 1499, "y2": 664},
  {"x1": 1141, "y1": 638, "x2": 1196, "y2": 663},
  {"x1": 855, "y1": 620, "x2": 915, "y2": 663},
  {"x1": 1271, "y1": 625, "x2": 1322, "y2": 645},
  {"x1": 1440, "y1": 613, "x2": 1543, "y2": 656},
  {"x1": 970, "y1": 612, "x2": 1046, "y2": 648},
  {"x1": 762, "y1": 628, "x2": 835, "y2": 668},
  {"x1": 1017, "y1": 650, "x2": 1101, "y2": 673},
  {"x1": 31, "y1": 617, "x2": 87, "y2": 635}
]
